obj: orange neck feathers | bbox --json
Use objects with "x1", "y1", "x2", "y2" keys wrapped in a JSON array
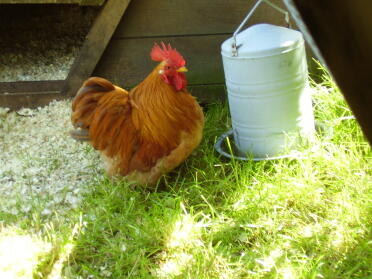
[{"x1": 129, "y1": 64, "x2": 201, "y2": 148}]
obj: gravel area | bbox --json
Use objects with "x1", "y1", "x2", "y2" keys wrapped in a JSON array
[
  {"x1": 0, "y1": 100, "x2": 102, "y2": 218},
  {"x1": 0, "y1": 5, "x2": 98, "y2": 82},
  {"x1": 0, "y1": 5, "x2": 101, "y2": 220}
]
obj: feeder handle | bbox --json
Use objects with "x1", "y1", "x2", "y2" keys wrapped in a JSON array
[{"x1": 231, "y1": 0, "x2": 291, "y2": 56}]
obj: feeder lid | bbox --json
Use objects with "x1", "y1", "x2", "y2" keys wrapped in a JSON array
[{"x1": 221, "y1": 23, "x2": 304, "y2": 58}]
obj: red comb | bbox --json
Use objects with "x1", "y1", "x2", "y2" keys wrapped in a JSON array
[{"x1": 150, "y1": 42, "x2": 185, "y2": 67}]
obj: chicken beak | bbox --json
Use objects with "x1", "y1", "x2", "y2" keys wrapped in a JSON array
[{"x1": 176, "y1": 66, "x2": 188, "y2": 73}]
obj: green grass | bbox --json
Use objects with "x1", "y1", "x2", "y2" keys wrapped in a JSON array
[{"x1": 1, "y1": 65, "x2": 371, "y2": 279}]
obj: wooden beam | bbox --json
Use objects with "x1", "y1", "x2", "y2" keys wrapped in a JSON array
[{"x1": 61, "y1": 0, "x2": 131, "y2": 97}]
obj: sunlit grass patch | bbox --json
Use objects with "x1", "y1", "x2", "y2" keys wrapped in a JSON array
[
  {"x1": 0, "y1": 62, "x2": 371, "y2": 278},
  {"x1": 0, "y1": 226, "x2": 51, "y2": 278},
  {"x1": 154, "y1": 210, "x2": 203, "y2": 277},
  {"x1": 0, "y1": 220, "x2": 84, "y2": 279}
]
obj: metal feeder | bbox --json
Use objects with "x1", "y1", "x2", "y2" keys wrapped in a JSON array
[{"x1": 217, "y1": 0, "x2": 315, "y2": 161}]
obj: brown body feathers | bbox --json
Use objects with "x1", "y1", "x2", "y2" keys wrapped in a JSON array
[{"x1": 70, "y1": 49, "x2": 204, "y2": 185}]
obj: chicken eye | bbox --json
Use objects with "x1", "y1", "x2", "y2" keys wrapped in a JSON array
[{"x1": 166, "y1": 66, "x2": 171, "y2": 70}]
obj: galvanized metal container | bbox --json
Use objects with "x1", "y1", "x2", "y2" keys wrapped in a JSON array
[{"x1": 221, "y1": 23, "x2": 315, "y2": 158}]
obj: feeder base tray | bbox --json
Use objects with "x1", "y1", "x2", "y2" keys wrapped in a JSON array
[
  {"x1": 215, "y1": 129, "x2": 303, "y2": 161},
  {"x1": 215, "y1": 122, "x2": 333, "y2": 161}
]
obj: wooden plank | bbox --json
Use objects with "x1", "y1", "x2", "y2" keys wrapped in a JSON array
[
  {"x1": 288, "y1": 0, "x2": 372, "y2": 145},
  {"x1": 0, "y1": 93, "x2": 63, "y2": 110},
  {"x1": 93, "y1": 35, "x2": 230, "y2": 88},
  {"x1": 113, "y1": 0, "x2": 289, "y2": 38},
  {"x1": 61, "y1": 0, "x2": 131, "y2": 97},
  {"x1": 80, "y1": 0, "x2": 104, "y2": 5},
  {"x1": 0, "y1": 0, "x2": 104, "y2": 4},
  {"x1": 0, "y1": 80, "x2": 64, "y2": 109},
  {"x1": 0, "y1": 84, "x2": 224, "y2": 109},
  {"x1": 188, "y1": 84, "x2": 226, "y2": 104},
  {"x1": 0, "y1": 80, "x2": 64, "y2": 94}
]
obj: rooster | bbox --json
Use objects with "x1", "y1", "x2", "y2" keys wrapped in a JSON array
[{"x1": 70, "y1": 42, "x2": 204, "y2": 185}]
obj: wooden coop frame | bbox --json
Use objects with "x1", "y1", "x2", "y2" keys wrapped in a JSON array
[
  {"x1": 0, "y1": 0, "x2": 291, "y2": 109},
  {"x1": 0, "y1": 0, "x2": 131, "y2": 108},
  {"x1": 1, "y1": 0, "x2": 371, "y2": 145}
]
